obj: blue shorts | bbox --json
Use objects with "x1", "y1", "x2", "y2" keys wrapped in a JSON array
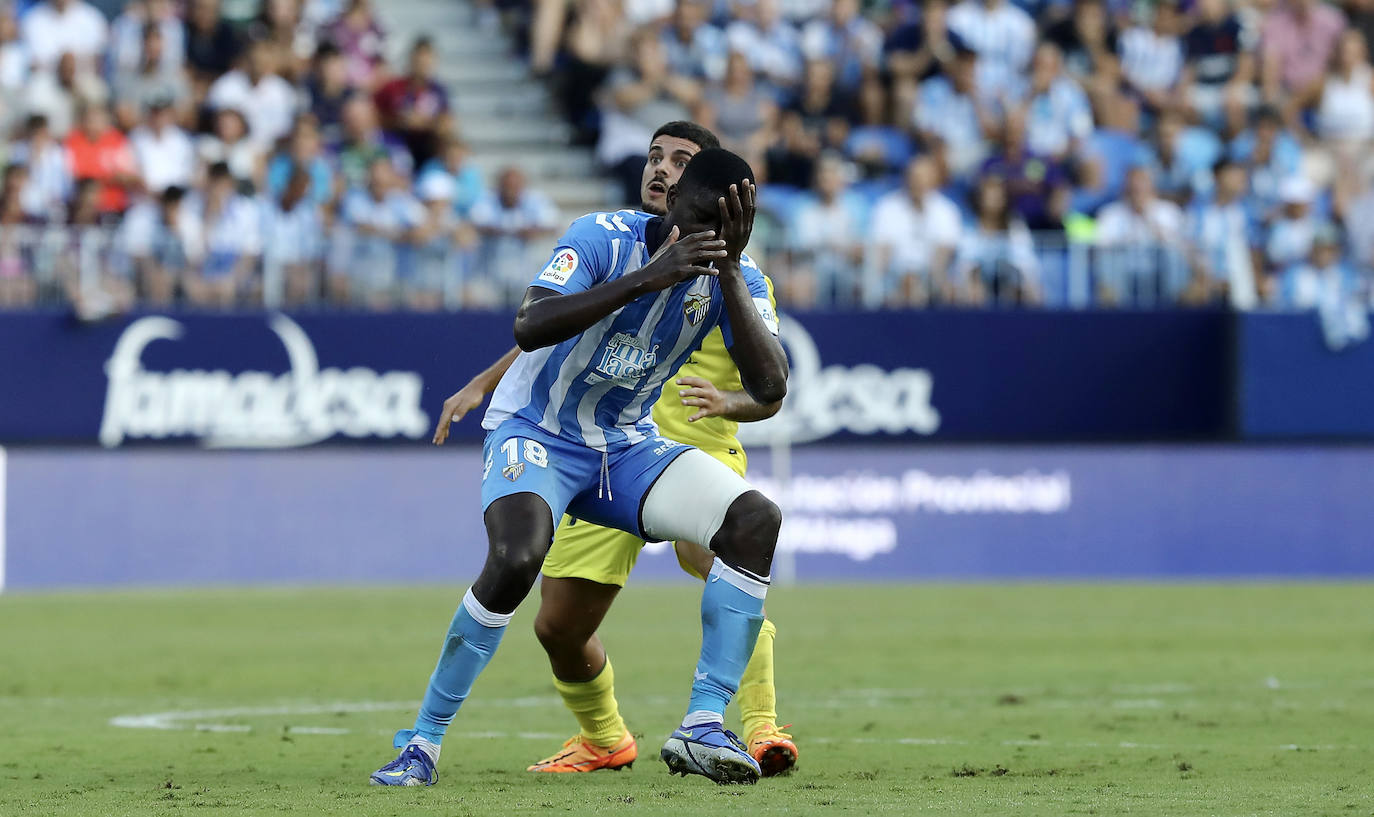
[{"x1": 480, "y1": 418, "x2": 692, "y2": 539}]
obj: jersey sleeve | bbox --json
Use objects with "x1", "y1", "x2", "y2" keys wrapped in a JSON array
[
  {"x1": 530, "y1": 213, "x2": 614, "y2": 295},
  {"x1": 719, "y1": 254, "x2": 780, "y2": 349}
]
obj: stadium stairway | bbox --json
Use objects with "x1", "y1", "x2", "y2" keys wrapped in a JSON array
[{"x1": 374, "y1": 0, "x2": 619, "y2": 226}]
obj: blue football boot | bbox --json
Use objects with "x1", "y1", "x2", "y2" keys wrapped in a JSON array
[
  {"x1": 369, "y1": 730, "x2": 437, "y2": 786},
  {"x1": 660, "y1": 723, "x2": 761, "y2": 785}
]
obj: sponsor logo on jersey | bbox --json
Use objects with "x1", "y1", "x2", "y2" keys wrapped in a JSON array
[
  {"x1": 652, "y1": 438, "x2": 682, "y2": 456},
  {"x1": 683, "y1": 293, "x2": 710, "y2": 326},
  {"x1": 99, "y1": 315, "x2": 428, "y2": 448},
  {"x1": 592, "y1": 332, "x2": 658, "y2": 387},
  {"x1": 538, "y1": 248, "x2": 579, "y2": 286},
  {"x1": 502, "y1": 462, "x2": 526, "y2": 481}
]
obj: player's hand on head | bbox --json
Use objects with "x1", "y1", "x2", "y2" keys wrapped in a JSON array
[
  {"x1": 718, "y1": 180, "x2": 755, "y2": 262},
  {"x1": 432, "y1": 383, "x2": 487, "y2": 445},
  {"x1": 677, "y1": 376, "x2": 727, "y2": 422},
  {"x1": 640, "y1": 227, "x2": 727, "y2": 291}
]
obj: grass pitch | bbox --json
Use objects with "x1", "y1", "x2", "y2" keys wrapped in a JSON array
[{"x1": 1, "y1": 583, "x2": 1372, "y2": 816}]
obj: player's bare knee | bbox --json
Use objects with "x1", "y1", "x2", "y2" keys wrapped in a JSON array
[
  {"x1": 710, "y1": 491, "x2": 781, "y2": 576},
  {"x1": 532, "y1": 610, "x2": 577, "y2": 653}
]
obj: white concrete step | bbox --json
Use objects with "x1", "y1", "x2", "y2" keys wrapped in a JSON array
[{"x1": 461, "y1": 116, "x2": 570, "y2": 146}]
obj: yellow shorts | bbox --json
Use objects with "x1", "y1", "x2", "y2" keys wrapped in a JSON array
[{"x1": 540, "y1": 445, "x2": 747, "y2": 587}]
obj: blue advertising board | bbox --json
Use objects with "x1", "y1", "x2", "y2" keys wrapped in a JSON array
[
  {"x1": 0, "y1": 309, "x2": 1234, "y2": 445},
  {"x1": 1239, "y1": 312, "x2": 1374, "y2": 438},
  {"x1": 4, "y1": 444, "x2": 1372, "y2": 590}
]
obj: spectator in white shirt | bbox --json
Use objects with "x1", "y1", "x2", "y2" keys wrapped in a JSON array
[
  {"x1": 1185, "y1": 157, "x2": 1259, "y2": 309},
  {"x1": 0, "y1": 11, "x2": 29, "y2": 99},
  {"x1": 263, "y1": 165, "x2": 326, "y2": 307},
  {"x1": 787, "y1": 152, "x2": 866, "y2": 305},
  {"x1": 946, "y1": 0, "x2": 1036, "y2": 101},
  {"x1": 109, "y1": 0, "x2": 185, "y2": 77},
  {"x1": 957, "y1": 174, "x2": 1040, "y2": 305},
  {"x1": 113, "y1": 21, "x2": 191, "y2": 129},
  {"x1": 1096, "y1": 165, "x2": 1188, "y2": 304},
  {"x1": 119, "y1": 185, "x2": 203, "y2": 304},
  {"x1": 131, "y1": 100, "x2": 195, "y2": 194},
  {"x1": 726, "y1": 0, "x2": 803, "y2": 89},
  {"x1": 10, "y1": 114, "x2": 72, "y2": 221},
  {"x1": 185, "y1": 162, "x2": 262, "y2": 307},
  {"x1": 867, "y1": 155, "x2": 963, "y2": 306},
  {"x1": 26, "y1": 51, "x2": 108, "y2": 137},
  {"x1": 206, "y1": 39, "x2": 299, "y2": 148},
  {"x1": 20, "y1": 0, "x2": 108, "y2": 73},
  {"x1": 801, "y1": 0, "x2": 882, "y2": 92},
  {"x1": 197, "y1": 107, "x2": 263, "y2": 189},
  {"x1": 1118, "y1": 0, "x2": 1185, "y2": 114},
  {"x1": 407, "y1": 171, "x2": 476, "y2": 310},
  {"x1": 1264, "y1": 175, "x2": 1320, "y2": 279},
  {"x1": 469, "y1": 166, "x2": 559, "y2": 304},
  {"x1": 333, "y1": 157, "x2": 426, "y2": 306}
]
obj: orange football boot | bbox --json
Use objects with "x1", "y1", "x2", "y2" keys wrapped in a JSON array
[
  {"x1": 527, "y1": 730, "x2": 637, "y2": 773},
  {"x1": 747, "y1": 724, "x2": 797, "y2": 777}
]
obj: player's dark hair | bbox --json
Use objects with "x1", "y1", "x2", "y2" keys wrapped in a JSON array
[
  {"x1": 675, "y1": 148, "x2": 755, "y2": 205},
  {"x1": 652, "y1": 121, "x2": 720, "y2": 152}
]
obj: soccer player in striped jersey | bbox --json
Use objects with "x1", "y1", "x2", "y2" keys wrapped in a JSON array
[
  {"x1": 372, "y1": 145, "x2": 789, "y2": 787},
  {"x1": 429, "y1": 122, "x2": 798, "y2": 778}
]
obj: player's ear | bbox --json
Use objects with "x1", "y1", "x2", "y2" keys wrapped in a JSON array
[{"x1": 666, "y1": 183, "x2": 678, "y2": 210}]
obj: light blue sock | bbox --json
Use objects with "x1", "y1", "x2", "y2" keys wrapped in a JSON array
[
  {"x1": 411, "y1": 588, "x2": 512, "y2": 744},
  {"x1": 684, "y1": 559, "x2": 768, "y2": 725}
]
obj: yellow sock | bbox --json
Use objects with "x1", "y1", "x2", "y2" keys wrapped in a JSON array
[
  {"x1": 737, "y1": 618, "x2": 778, "y2": 740},
  {"x1": 552, "y1": 659, "x2": 627, "y2": 748}
]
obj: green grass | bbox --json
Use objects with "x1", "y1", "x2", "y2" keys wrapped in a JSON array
[{"x1": 1, "y1": 583, "x2": 1372, "y2": 816}]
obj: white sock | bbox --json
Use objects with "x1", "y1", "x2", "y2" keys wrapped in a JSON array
[
  {"x1": 408, "y1": 734, "x2": 441, "y2": 765},
  {"x1": 682, "y1": 710, "x2": 723, "y2": 728}
]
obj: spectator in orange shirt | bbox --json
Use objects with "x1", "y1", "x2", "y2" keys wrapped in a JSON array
[{"x1": 65, "y1": 102, "x2": 139, "y2": 214}]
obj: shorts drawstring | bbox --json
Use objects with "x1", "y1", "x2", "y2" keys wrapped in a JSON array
[{"x1": 598, "y1": 450, "x2": 613, "y2": 501}]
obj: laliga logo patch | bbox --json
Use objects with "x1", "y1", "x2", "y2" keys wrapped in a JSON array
[
  {"x1": 538, "y1": 249, "x2": 579, "y2": 286},
  {"x1": 683, "y1": 293, "x2": 710, "y2": 326},
  {"x1": 503, "y1": 461, "x2": 526, "y2": 481}
]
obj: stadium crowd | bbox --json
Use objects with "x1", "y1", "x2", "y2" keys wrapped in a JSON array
[
  {"x1": 0, "y1": 0, "x2": 561, "y2": 312},
  {"x1": 0, "y1": 0, "x2": 1371, "y2": 318},
  {"x1": 534, "y1": 0, "x2": 1374, "y2": 315}
]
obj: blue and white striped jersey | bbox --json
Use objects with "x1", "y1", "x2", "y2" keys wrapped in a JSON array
[{"x1": 483, "y1": 209, "x2": 777, "y2": 452}]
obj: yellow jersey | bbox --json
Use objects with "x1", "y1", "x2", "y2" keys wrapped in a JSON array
[{"x1": 649, "y1": 277, "x2": 777, "y2": 454}]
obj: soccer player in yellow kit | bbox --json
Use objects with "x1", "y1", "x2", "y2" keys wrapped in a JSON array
[{"x1": 431, "y1": 121, "x2": 797, "y2": 777}]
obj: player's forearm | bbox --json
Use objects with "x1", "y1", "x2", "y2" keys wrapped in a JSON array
[
  {"x1": 470, "y1": 346, "x2": 521, "y2": 394},
  {"x1": 513, "y1": 278, "x2": 650, "y2": 351},
  {"x1": 718, "y1": 389, "x2": 783, "y2": 423},
  {"x1": 719, "y1": 262, "x2": 788, "y2": 404}
]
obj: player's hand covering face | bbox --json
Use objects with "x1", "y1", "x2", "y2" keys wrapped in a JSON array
[
  {"x1": 635, "y1": 226, "x2": 727, "y2": 291},
  {"x1": 718, "y1": 181, "x2": 756, "y2": 263}
]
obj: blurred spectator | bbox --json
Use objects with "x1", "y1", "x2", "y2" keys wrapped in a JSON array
[
  {"x1": 1095, "y1": 165, "x2": 1187, "y2": 304},
  {"x1": 1147, "y1": 108, "x2": 1221, "y2": 207},
  {"x1": 981, "y1": 109, "x2": 1070, "y2": 230},
  {"x1": 1018, "y1": 42, "x2": 1093, "y2": 163},
  {"x1": 0, "y1": 7, "x2": 30, "y2": 98},
  {"x1": 914, "y1": 44, "x2": 995, "y2": 180},
  {"x1": 1315, "y1": 29, "x2": 1374, "y2": 190},
  {"x1": 131, "y1": 99, "x2": 195, "y2": 194},
  {"x1": 885, "y1": 0, "x2": 955, "y2": 117},
  {"x1": 265, "y1": 118, "x2": 334, "y2": 205},
  {"x1": 0, "y1": 165, "x2": 36, "y2": 306},
  {"x1": 113, "y1": 22, "x2": 192, "y2": 129},
  {"x1": 197, "y1": 107, "x2": 262, "y2": 188},
  {"x1": 765, "y1": 110, "x2": 821, "y2": 187},
  {"x1": 264, "y1": 165, "x2": 326, "y2": 307},
  {"x1": 20, "y1": 0, "x2": 109, "y2": 73},
  {"x1": 327, "y1": 0, "x2": 386, "y2": 91},
  {"x1": 1260, "y1": 0, "x2": 1346, "y2": 116},
  {"x1": 62, "y1": 179, "x2": 134, "y2": 318},
  {"x1": 788, "y1": 57, "x2": 852, "y2": 152},
  {"x1": 27, "y1": 51, "x2": 108, "y2": 137},
  {"x1": 11, "y1": 114, "x2": 72, "y2": 221},
  {"x1": 1230, "y1": 105, "x2": 1304, "y2": 218},
  {"x1": 1118, "y1": 0, "x2": 1184, "y2": 114},
  {"x1": 109, "y1": 0, "x2": 184, "y2": 77},
  {"x1": 408, "y1": 171, "x2": 476, "y2": 310},
  {"x1": 306, "y1": 42, "x2": 353, "y2": 147},
  {"x1": 66, "y1": 102, "x2": 136, "y2": 214},
  {"x1": 251, "y1": 0, "x2": 318, "y2": 83},
  {"x1": 956, "y1": 174, "x2": 1040, "y2": 305},
  {"x1": 842, "y1": 75, "x2": 911, "y2": 178},
  {"x1": 801, "y1": 0, "x2": 882, "y2": 92},
  {"x1": 184, "y1": 0, "x2": 243, "y2": 83},
  {"x1": 336, "y1": 95, "x2": 411, "y2": 192},
  {"x1": 1277, "y1": 223, "x2": 1362, "y2": 311},
  {"x1": 1185, "y1": 157, "x2": 1260, "y2": 308},
  {"x1": 786, "y1": 152, "x2": 865, "y2": 304},
  {"x1": 469, "y1": 166, "x2": 558, "y2": 304},
  {"x1": 597, "y1": 29, "x2": 699, "y2": 205},
  {"x1": 118, "y1": 184, "x2": 200, "y2": 304},
  {"x1": 867, "y1": 155, "x2": 963, "y2": 305},
  {"x1": 1264, "y1": 175, "x2": 1320, "y2": 278},
  {"x1": 1181, "y1": 0, "x2": 1256, "y2": 130},
  {"x1": 662, "y1": 0, "x2": 727, "y2": 83},
  {"x1": 374, "y1": 37, "x2": 451, "y2": 168},
  {"x1": 333, "y1": 157, "x2": 425, "y2": 306},
  {"x1": 1043, "y1": 0, "x2": 1121, "y2": 105},
  {"x1": 185, "y1": 161, "x2": 261, "y2": 307},
  {"x1": 417, "y1": 134, "x2": 484, "y2": 218},
  {"x1": 726, "y1": 0, "x2": 803, "y2": 89},
  {"x1": 697, "y1": 50, "x2": 778, "y2": 166},
  {"x1": 947, "y1": 0, "x2": 1036, "y2": 99},
  {"x1": 550, "y1": 0, "x2": 630, "y2": 146},
  {"x1": 207, "y1": 39, "x2": 299, "y2": 148}
]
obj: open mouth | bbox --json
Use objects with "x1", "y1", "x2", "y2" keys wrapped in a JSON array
[{"x1": 647, "y1": 180, "x2": 667, "y2": 195}]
